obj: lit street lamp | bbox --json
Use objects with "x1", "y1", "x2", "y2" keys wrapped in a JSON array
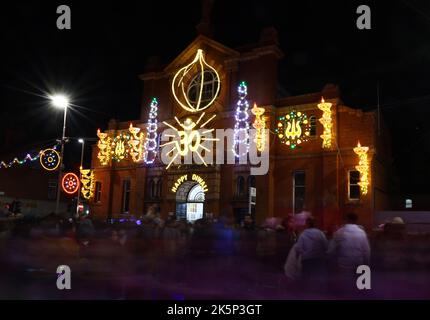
[
  {"x1": 50, "y1": 94, "x2": 69, "y2": 215},
  {"x1": 76, "y1": 138, "x2": 85, "y2": 217}
]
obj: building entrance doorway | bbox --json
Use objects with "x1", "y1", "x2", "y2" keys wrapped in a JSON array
[{"x1": 175, "y1": 182, "x2": 205, "y2": 222}]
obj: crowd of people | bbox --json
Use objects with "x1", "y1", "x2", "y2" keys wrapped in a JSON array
[{"x1": 0, "y1": 208, "x2": 428, "y2": 298}]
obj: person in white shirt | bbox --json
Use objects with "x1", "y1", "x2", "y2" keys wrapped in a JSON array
[
  {"x1": 328, "y1": 212, "x2": 370, "y2": 270},
  {"x1": 295, "y1": 217, "x2": 329, "y2": 287}
]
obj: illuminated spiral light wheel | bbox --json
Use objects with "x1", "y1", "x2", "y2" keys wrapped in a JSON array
[
  {"x1": 62, "y1": 173, "x2": 80, "y2": 195},
  {"x1": 40, "y1": 148, "x2": 60, "y2": 171}
]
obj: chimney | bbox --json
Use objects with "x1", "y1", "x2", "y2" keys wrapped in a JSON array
[{"x1": 196, "y1": 0, "x2": 214, "y2": 37}]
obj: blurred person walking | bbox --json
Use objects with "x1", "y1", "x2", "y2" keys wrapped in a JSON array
[
  {"x1": 327, "y1": 212, "x2": 370, "y2": 295},
  {"x1": 295, "y1": 216, "x2": 328, "y2": 291}
]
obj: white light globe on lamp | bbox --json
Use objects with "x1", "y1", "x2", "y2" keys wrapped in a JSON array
[
  {"x1": 50, "y1": 94, "x2": 69, "y2": 109},
  {"x1": 78, "y1": 138, "x2": 84, "y2": 143}
]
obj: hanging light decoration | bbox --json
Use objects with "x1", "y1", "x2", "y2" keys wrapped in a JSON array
[
  {"x1": 128, "y1": 123, "x2": 145, "y2": 163},
  {"x1": 353, "y1": 141, "x2": 370, "y2": 195},
  {"x1": 0, "y1": 144, "x2": 58, "y2": 169},
  {"x1": 97, "y1": 129, "x2": 112, "y2": 166},
  {"x1": 62, "y1": 172, "x2": 80, "y2": 195},
  {"x1": 80, "y1": 168, "x2": 95, "y2": 200},
  {"x1": 276, "y1": 110, "x2": 310, "y2": 149},
  {"x1": 318, "y1": 97, "x2": 333, "y2": 149},
  {"x1": 144, "y1": 98, "x2": 159, "y2": 164},
  {"x1": 251, "y1": 103, "x2": 266, "y2": 152},
  {"x1": 40, "y1": 148, "x2": 61, "y2": 171},
  {"x1": 232, "y1": 81, "x2": 250, "y2": 158}
]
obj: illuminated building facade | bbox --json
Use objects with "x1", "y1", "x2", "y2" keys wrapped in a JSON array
[{"x1": 89, "y1": 29, "x2": 392, "y2": 230}]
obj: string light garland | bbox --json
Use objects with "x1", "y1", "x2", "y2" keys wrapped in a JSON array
[
  {"x1": 232, "y1": 81, "x2": 250, "y2": 158},
  {"x1": 353, "y1": 141, "x2": 370, "y2": 195},
  {"x1": 80, "y1": 168, "x2": 95, "y2": 200},
  {"x1": 276, "y1": 110, "x2": 311, "y2": 149},
  {"x1": 162, "y1": 112, "x2": 218, "y2": 169},
  {"x1": 0, "y1": 144, "x2": 59, "y2": 170},
  {"x1": 251, "y1": 103, "x2": 266, "y2": 152},
  {"x1": 317, "y1": 97, "x2": 333, "y2": 149},
  {"x1": 144, "y1": 98, "x2": 159, "y2": 164},
  {"x1": 97, "y1": 129, "x2": 112, "y2": 166},
  {"x1": 171, "y1": 49, "x2": 221, "y2": 113},
  {"x1": 40, "y1": 148, "x2": 61, "y2": 171},
  {"x1": 62, "y1": 172, "x2": 80, "y2": 195},
  {"x1": 128, "y1": 123, "x2": 145, "y2": 163}
]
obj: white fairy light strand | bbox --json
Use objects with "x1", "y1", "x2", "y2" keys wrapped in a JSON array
[
  {"x1": 232, "y1": 81, "x2": 250, "y2": 158},
  {"x1": 144, "y1": 97, "x2": 159, "y2": 164}
]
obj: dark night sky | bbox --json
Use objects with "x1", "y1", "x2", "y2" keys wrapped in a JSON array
[{"x1": 0, "y1": 0, "x2": 429, "y2": 194}]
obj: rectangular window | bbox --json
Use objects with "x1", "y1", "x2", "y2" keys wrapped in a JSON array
[
  {"x1": 48, "y1": 180, "x2": 57, "y2": 200},
  {"x1": 95, "y1": 181, "x2": 102, "y2": 203},
  {"x1": 348, "y1": 170, "x2": 361, "y2": 200},
  {"x1": 122, "y1": 179, "x2": 131, "y2": 214},
  {"x1": 293, "y1": 171, "x2": 306, "y2": 214}
]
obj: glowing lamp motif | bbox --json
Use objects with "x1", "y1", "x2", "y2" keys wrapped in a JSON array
[
  {"x1": 128, "y1": 123, "x2": 145, "y2": 163},
  {"x1": 40, "y1": 148, "x2": 61, "y2": 171},
  {"x1": 171, "y1": 49, "x2": 220, "y2": 113},
  {"x1": 318, "y1": 97, "x2": 333, "y2": 149},
  {"x1": 251, "y1": 103, "x2": 266, "y2": 152},
  {"x1": 80, "y1": 169, "x2": 95, "y2": 200},
  {"x1": 62, "y1": 173, "x2": 80, "y2": 194},
  {"x1": 97, "y1": 129, "x2": 112, "y2": 166},
  {"x1": 353, "y1": 142, "x2": 370, "y2": 195},
  {"x1": 162, "y1": 112, "x2": 218, "y2": 169},
  {"x1": 276, "y1": 110, "x2": 310, "y2": 149}
]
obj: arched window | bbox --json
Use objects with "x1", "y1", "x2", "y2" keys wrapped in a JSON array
[
  {"x1": 309, "y1": 115, "x2": 317, "y2": 137},
  {"x1": 156, "y1": 179, "x2": 162, "y2": 198},
  {"x1": 236, "y1": 176, "x2": 245, "y2": 197},
  {"x1": 187, "y1": 70, "x2": 219, "y2": 106}
]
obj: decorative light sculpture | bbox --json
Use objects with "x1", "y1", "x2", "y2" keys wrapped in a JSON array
[
  {"x1": 171, "y1": 49, "x2": 220, "y2": 113},
  {"x1": 128, "y1": 123, "x2": 145, "y2": 163},
  {"x1": 317, "y1": 97, "x2": 333, "y2": 149},
  {"x1": 276, "y1": 110, "x2": 310, "y2": 149},
  {"x1": 143, "y1": 98, "x2": 159, "y2": 164},
  {"x1": 162, "y1": 112, "x2": 218, "y2": 169},
  {"x1": 251, "y1": 103, "x2": 266, "y2": 152},
  {"x1": 62, "y1": 172, "x2": 80, "y2": 194},
  {"x1": 40, "y1": 148, "x2": 61, "y2": 171},
  {"x1": 353, "y1": 141, "x2": 370, "y2": 195},
  {"x1": 97, "y1": 129, "x2": 112, "y2": 166},
  {"x1": 80, "y1": 168, "x2": 95, "y2": 200},
  {"x1": 232, "y1": 81, "x2": 250, "y2": 157},
  {"x1": 111, "y1": 132, "x2": 132, "y2": 162}
]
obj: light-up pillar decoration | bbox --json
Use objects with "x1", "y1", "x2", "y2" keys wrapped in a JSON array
[
  {"x1": 353, "y1": 141, "x2": 370, "y2": 195},
  {"x1": 317, "y1": 97, "x2": 333, "y2": 149},
  {"x1": 128, "y1": 123, "x2": 145, "y2": 163},
  {"x1": 97, "y1": 129, "x2": 112, "y2": 166},
  {"x1": 144, "y1": 98, "x2": 159, "y2": 164},
  {"x1": 80, "y1": 168, "x2": 95, "y2": 200},
  {"x1": 251, "y1": 103, "x2": 266, "y2": 152},
  {"x1": 232, "y1": 81, "x2": 250, "y2": 158}
]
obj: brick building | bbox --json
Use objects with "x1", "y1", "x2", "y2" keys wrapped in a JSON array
[{"x1": 90, "y1": 30, "x2": 392, "y2": 231}]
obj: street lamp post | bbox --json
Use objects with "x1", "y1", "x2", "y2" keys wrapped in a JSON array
[
  {"x1": 76, "y1": 138, "x2": 85, "y2": 217},
  {"x1": 51, "y1": 94, "x2": 69, "y2": 216}
]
